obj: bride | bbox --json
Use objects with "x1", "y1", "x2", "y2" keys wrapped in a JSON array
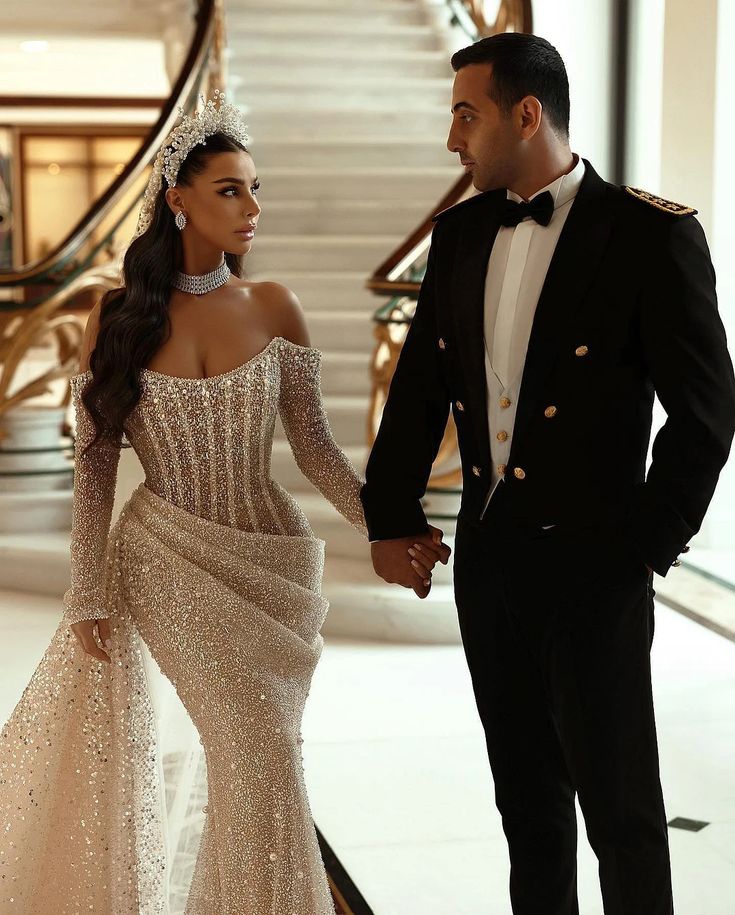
[{"x1": 0, "y1": 93, "x2": 449, "y2": 913}]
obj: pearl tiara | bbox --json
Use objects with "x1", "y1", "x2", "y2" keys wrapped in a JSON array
[{"x1": 133, "y1": 89, "x2": 250, "y2": 239}]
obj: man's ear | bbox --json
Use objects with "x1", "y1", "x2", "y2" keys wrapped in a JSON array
[
  {"x1": 518, "y1": 95, "x2": 543, "y2": 139},
  {"x1": 164, "y1": 186, "x2": 185, "y2": 215}
]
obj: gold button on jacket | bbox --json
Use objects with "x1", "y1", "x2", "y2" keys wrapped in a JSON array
[
  {"x1": 497, "y1": 463, "x2": 507, "y2": 475},
  {"x1": 513, "y1": 467, "x2": 526, "y2": 480},
  {"x1": 497, "y1": 430, "x2": 508, "y2": 442},
  {"x1": 455, "y1": 400, "x2": 465, "y2": 412},
  {"x1": 438, "y1": 337, "x2": 446, "y2": 350},
  {"x1": 472, "y1": 465, "x2": 481, "y2": 477},
  {"x1": 544, "y1": 406, "x2": 558, "y2": 418},
  {"x1": 575, "y1": 345, "x2": 589, "y2": 357},
  {"x1": 500, "y1": 397, "x2": 512, "y2": 409}
]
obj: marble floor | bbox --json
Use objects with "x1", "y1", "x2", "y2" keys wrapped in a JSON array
[
  {"x1": 1, "y1": 589, "x2": 733, "y2": 914},
  {"x1": 685, "y1": 547, "x2": 735, "y2": 590}
]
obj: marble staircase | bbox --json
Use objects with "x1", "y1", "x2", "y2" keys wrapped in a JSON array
[
  {"x1": 0, "y1": 0, "x2": 465, "y2": 643},
  {"x1": 235, "y1": 0, "x2": 461, "y2": 641}
]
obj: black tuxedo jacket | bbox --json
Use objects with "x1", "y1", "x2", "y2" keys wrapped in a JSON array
[{"x1": 359, "y1": 161, "x2": 735, "y2": 576}]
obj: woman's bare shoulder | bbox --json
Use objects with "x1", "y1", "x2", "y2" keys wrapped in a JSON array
[{"x1": 239, "y1": 280, "x2": 311, "y2": 348}]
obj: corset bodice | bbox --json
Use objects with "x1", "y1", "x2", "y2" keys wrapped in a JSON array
[
  {"x1": 63, "y1": 335, "x2": 367, "y2": 625},
  {"x1": 127, "y1": 336, "x2": 310, "y2": 537}
]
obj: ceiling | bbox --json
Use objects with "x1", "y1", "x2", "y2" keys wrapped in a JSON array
[
  {"x1": 0, "y1": 1, "x2": 195, "y2": 122},
  {"x1": 0, "y1": 0, "x2": 192, "y2": 39}
]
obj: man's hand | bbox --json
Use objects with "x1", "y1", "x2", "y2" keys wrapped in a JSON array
[{"x1": 370, "y1": 525, "x2": 451, "y2": 599}]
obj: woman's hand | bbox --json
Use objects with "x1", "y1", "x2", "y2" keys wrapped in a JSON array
[
  {"x1": 370, "y1": 524, "x2": 452, "y2": 599},
  {"x1": 407, "y1": 525, "x2": 452, "y2": 579},
  {"x1": 71, "y1": 618, "x2": 112, "y2": 664}
]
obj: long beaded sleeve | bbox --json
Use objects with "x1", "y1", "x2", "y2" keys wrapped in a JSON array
[
  {"x1": 278, "y1": 341, "x2": 368, "y2": 538},
  {"x1": 61, "y1": 371, "x2": 122, "y2": 626}
]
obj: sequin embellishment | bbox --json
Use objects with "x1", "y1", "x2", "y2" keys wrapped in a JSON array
[{"x1": 0, "y1": 336, "x2": 368, "y2": 913}]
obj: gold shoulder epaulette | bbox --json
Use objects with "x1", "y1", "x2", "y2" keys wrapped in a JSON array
[{"x1": 623, "y1": 186, "x2": 697, "y2": 216}]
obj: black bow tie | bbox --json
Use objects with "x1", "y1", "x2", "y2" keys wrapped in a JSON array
[{"x1": 500, "y1": 190, "x2": 554, "y2": 228}]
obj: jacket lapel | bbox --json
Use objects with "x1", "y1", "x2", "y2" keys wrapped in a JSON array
[
  {"x1": 508, "y1": 162, "x2": 619, "y2": 463},
  {"x1": 451, "y1": 192, "x2": 504, "y2": 470}
]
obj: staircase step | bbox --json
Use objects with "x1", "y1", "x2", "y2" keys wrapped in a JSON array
[
  {"x1": 249, "y1": 138, "x2": 453, "y2": 169},
  {"x1": 248, "y1": 272, "x2": 383, "y2": 313},
  {"x1": 242, "y1": 96, "x2": 447, "y2": 114},
  {"x1": 271, "y1": 438, "x2": 368, "y2": 489},
  {"x1": 0, "y1": 0, "x2": 464, "y2": 651},
  {"x1": 226, "y1": 5, "x2": 428, "y2": 28},
  {"x1": 254, "y1": 167, "x2": 457, "y2": 202},
  {"x1": 233, "y1": 77, "x2": 451, "y2": 109},
  {"x1": 284, "y1": 492, "x2": 370, "y2": 557},
  {"x1": 0, "y1": 490, "x2": 72, "y2": 533},
  {"x1": 321, "y1": 557, "x2": 461, "y2": 644},
  {"x1": 274, "y1": 393, "x2": 369, "y2": 446},
  {"x1": 225, "y1": 0, "x2": 455, "y2": 623},
  {"x1": 319, "y1": 351, "x2": 373, "y2": 394},
  {"x1": 0, "y1": 533, "x2": 461, "y2": 646},
  {"x1": 230, "y1": 52, "x2": 452, "y2": 81},
  {"x1": 239, "y1": 109, "x2": 452, "y2": 139},
  {"x1": 230, "y1": 24, "x2": 441, "y2": 52},
  {"x1": 0, "y1": 531, "x2": 70, "y2": 598},
  {"x1": 248, "y1": 235, "x2": 401, "y2": 273},
  {"x1": 306, "y1": 310, "x2": 373, "y2": 353},
  {"x1": 256, "y1": 199, "x2": 431, "y2": 237},
  {"x1": 228, "y1": 0, "x2": 419, "y2": 10}
]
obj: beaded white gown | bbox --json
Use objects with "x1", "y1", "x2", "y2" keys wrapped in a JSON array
[{"x1": 0, "y1": 335, "x2": 368, "y2": 914}]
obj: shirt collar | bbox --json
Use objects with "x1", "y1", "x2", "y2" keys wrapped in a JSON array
[{"x1": 507, "y1": 154, "x2": 586, "y2": 210}]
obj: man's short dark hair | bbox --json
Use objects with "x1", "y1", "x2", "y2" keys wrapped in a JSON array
[{"x1": 451, "y1": 33, "x2": 570, "y2": 137}]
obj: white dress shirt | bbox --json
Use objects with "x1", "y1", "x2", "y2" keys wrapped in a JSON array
[{"x1": 481, "y1": 155, "x2": 586, "y2": 514}]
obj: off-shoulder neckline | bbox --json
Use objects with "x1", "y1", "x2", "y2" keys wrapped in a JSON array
[{"x1": 70, "y1": 335, "x2": 321, "y2": 384}]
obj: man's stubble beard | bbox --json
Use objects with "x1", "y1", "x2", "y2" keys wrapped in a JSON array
[{"x1": 474, "y1": 167, "x2": 500, "y2": 194}]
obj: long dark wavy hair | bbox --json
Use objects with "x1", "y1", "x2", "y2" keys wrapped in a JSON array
[{"x1": 81, "y1": 132, "x2": 248, "y2": 454}]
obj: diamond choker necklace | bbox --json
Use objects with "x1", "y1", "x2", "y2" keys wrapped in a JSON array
[{"x1": 173, "y1": 260, "x2": 231, "y2": 295}]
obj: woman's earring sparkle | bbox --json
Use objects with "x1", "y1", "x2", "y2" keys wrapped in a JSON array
[{"x1": 175, "y1": 211, "x2": 187, "y2": 231}]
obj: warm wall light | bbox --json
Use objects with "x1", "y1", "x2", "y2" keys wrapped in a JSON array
[
  {"x1": 19, "y1": 40, "x2": 49, "y2": 53},
  {"x1": 48, "y1": 163, "x2": 60, "y2": 175}
]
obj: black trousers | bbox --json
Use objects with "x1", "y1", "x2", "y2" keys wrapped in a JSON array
[{"x1": 452, "y1": 505, "x2": 673, "y2": 915}]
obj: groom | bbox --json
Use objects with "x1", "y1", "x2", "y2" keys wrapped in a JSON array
[{"x1": 360, "y1": 32, "x2": 735, "y2": 915}]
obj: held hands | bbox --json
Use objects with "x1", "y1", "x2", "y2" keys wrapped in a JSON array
[
  {"x1": 370, "y1": 524, "x2": 452, "y2": 599},
  {"x1": 71, "y1": 618, "x2": 113, "y2": 664}
]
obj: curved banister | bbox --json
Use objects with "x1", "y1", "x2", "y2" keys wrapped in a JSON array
[
  {"x1": 367, "y1": 0, "x2": 533, "y2": 302},
  {"x1": 0, "y1": 0, "x2": 224, "y2": 427},
  {"x1": 0, "y1": 179, "x2": 146, "y2": 314},
  {"x1": 465, "y1": 0, "x2": 533, "y2": 38},
  {"x1": 366, "y1": 173, "x2": 473, "y2": 298},
  {"x1": 365, "y1": 0, "x2": 534, "y2": 486},
  {"x1": 0, "y1": 0, "x2": 218, "y2": 289},
  {"x1": 448, "y1": 0, "x2": 533, "y2": 40}
]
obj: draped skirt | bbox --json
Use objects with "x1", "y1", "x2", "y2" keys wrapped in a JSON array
[{"x1": 0, "y1": 482, "x2": 335, "y2": 914}]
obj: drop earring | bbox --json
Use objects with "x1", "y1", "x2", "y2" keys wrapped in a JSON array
[{"x1": 175, "y1": 211, "x2": 187, "y2": 231}]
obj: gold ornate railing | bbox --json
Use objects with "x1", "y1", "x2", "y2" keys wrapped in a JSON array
[
  {"x1": 365, "y1": 0, "x2": 533, "y2": 489},
  {"x1": 0, "y1": 265, "x2": 121, "y2": 428},
  {"x1": 0, "y1": 0, "x2": 221, "y2": 289},
  {"x1": 0, "y1": 0, "x2": 224, "y2": 433},
  {"x1": 459, "y1": 0, "x2": 533, "y2": 38}
]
